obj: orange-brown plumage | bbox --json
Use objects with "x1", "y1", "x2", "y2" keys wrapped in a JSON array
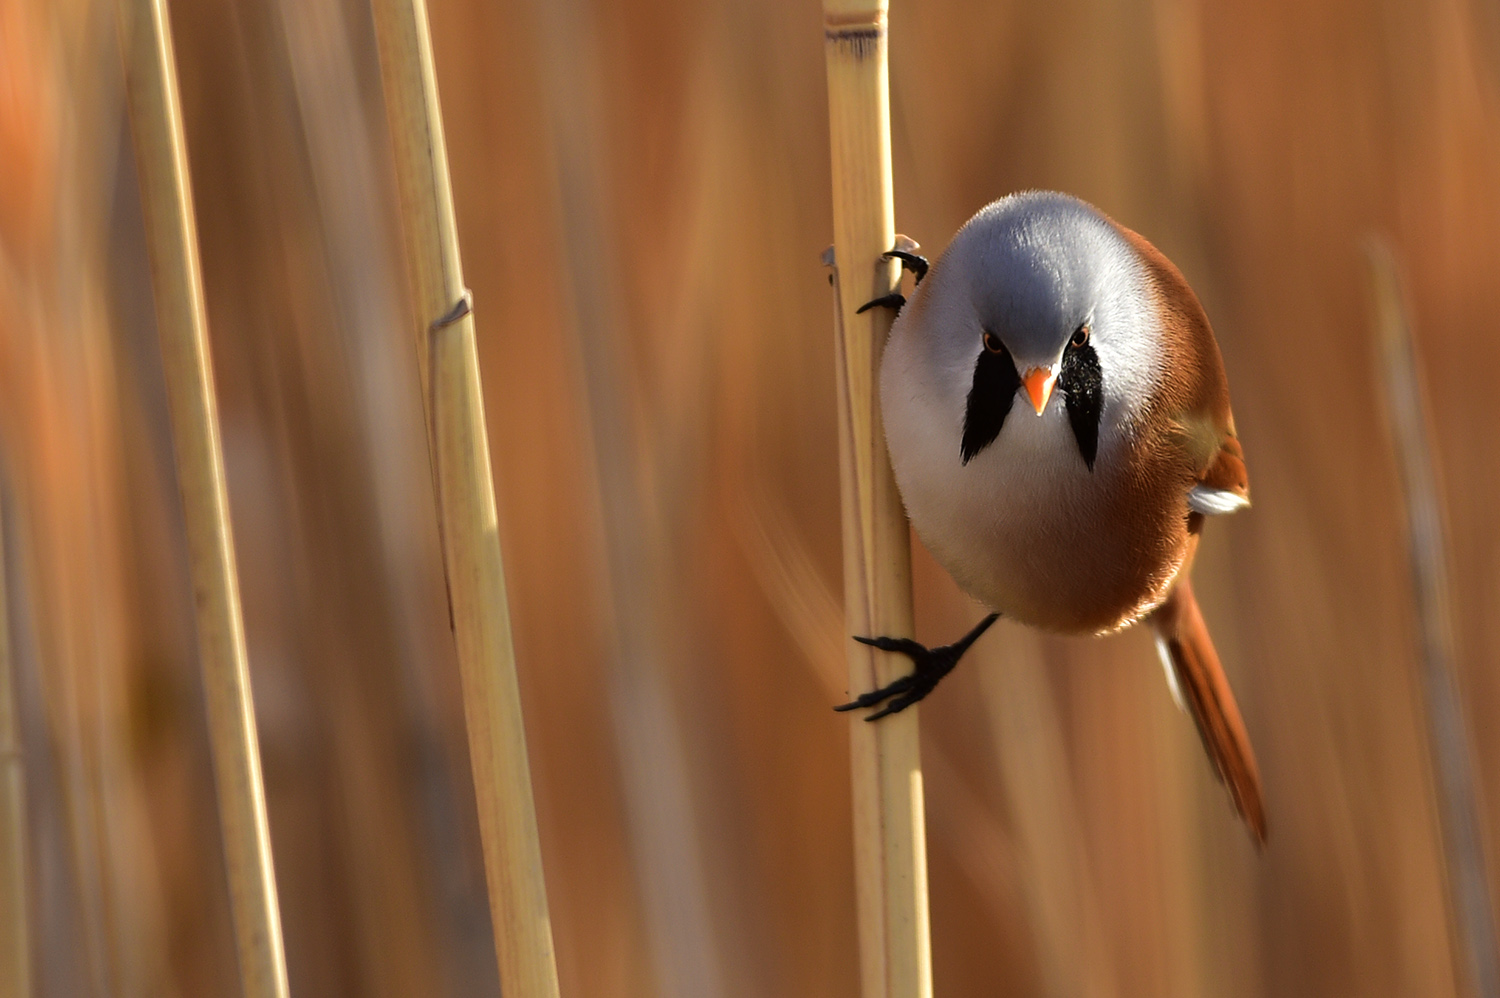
[
  {"x1": 1117, "y1": 214, "x2": 1265, "y2": 841},
  {"x1": 1149, "y1": 576, "x2": 1267, "y2": 843},
  {"x1": 1112, "y1": 217, "x2": 1249, "y2": 503}
]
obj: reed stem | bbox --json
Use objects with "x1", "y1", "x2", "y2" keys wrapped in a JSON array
[
  {"x1": 368, "y1": 2, "x2": 560, "y2": 995},
  {"x1": 0, "y1": 497, "x2": 28, "y2": 998},
  {"x1": 1365, "y1": 241, "x2": 1500, "y2": 998},
  {"x1": 116, "y1": 1, "x2": 289, "y2": 995},
  {"x1": 822, "y1": 2, "x2": 930, "y2": 995}
]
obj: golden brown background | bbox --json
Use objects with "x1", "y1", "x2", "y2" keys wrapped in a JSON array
[{"x1": 2, "y1": 0, "x2": 1498, "y2": 994}]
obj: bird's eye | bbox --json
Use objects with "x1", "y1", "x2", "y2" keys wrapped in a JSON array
[
  {"x1": 982, "y1": 330, "x2": 1004, "y2": 354},
  {"x1": 1070, "y1": 324, "x2": 1091, "y2": 349}
]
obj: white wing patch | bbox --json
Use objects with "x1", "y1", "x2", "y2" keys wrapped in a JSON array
[{"x1": 1188, "y1": 485, "x2": 1250, "y2": 516}]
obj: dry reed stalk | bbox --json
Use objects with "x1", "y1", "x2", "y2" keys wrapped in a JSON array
[
  {"x1": 822, "y1": 2, "x2": 930, "y2": 995},
  {"x1": 116, "y1": 1, "x2": 289, "y2": 995},
  {"x1": 0, "y1": 499, "x2": 27, "y2": 998},
  {"x1": 1365, "y1": 241, "x2": 1500, "y2": 998},
  {"x1": 368, "y1": 2, "x2": 560, "y2": 995},
  {"x1": 733, "y1": 485, "x2": 1028, "y2": 960}
]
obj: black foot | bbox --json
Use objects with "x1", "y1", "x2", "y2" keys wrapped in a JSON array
[
  {"x1": 856, "y1": 292, "x2": 906, "y2": 314},
  {"x1": 835, "y1": 613, "x2": 1000, "y2": 720},
  {"x1": 884, "y1": 249, "x2": 928, "y2": 284}
]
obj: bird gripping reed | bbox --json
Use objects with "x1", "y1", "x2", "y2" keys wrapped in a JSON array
[
  {"x1": 117, "y1": 0, "x2": 289, "y2": 994},
  {"x1": 369, "y1": 0, "x2": 561, "y2": 995},
  {"x1": 822, "y1": 2, "x2": 932, "y2": 996}
]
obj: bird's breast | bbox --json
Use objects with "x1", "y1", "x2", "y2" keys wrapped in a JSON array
[{"x1": 882, "y1": 378, "x2": 1191, "y2": 634}]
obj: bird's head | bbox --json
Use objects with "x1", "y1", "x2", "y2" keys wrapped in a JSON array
[{"x1": 904, "y1": 191, "x2": 1160, "y2": 469}]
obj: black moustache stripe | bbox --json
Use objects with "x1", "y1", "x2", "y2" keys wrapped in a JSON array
[
  {"x1": 1059, "y1": 341, "x2": 1102, "y2": 470},
  {"x1": 961, "y1": 342, "x2": 1020, "y2": 465}
]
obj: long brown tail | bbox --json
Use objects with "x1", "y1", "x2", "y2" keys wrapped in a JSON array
[{"x1": 1150, "y1": 579, "x2": 1267, "y2": 844}]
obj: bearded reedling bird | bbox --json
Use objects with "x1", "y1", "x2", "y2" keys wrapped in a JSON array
[{"x1": 836, "y1": 191, "x2": 1266, "y2": 842}]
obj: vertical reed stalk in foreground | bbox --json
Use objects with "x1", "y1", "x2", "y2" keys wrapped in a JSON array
[
  {"x1": 368, "y1": 2, "x2": 561, "y2": 995},
  {"x1": 116, "y1": 1, "x2": 289, "y2": 995},
  {"x1": 823, "y1": 3, "x2": 930, "y2": 995},
  {"x1": 1365, "y1": 241, "x2": 1500, "y2": 998},
  {"x1": 0, "y1": 500, "x2": 27, "y2": 998}
]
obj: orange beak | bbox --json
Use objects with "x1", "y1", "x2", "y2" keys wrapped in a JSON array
[{"x1": 1021, "y1": 366, "x2": 1058, "y2": 415}]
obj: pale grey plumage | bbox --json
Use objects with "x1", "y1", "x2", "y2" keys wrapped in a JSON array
[{"x1": 910, "y1": 193, "x2": 1154, "y2": 381}]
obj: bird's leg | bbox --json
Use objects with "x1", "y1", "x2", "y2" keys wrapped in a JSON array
[
  {"x1": 884, "y1": 249, "x2": 928, "y2": 284},
  {"x1": 888, "y1": 234, "x2": 927, "y2": 283},
  {"x1": 835, "y1": 613, "x2": 1000, "y2": 721},
  {"x1": 854, "y1": 237, "x2": 929, "y2": 314}
]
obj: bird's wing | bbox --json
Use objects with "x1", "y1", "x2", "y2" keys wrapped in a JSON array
[
  {"x1": 1188, "y1": 485, "x2": 1248, "y2": 515},
  {"x1": 1189, "y1": 433, "x2": 1250, "y2": 515},
  {"x1": 1107, "y1": 216, "x2": 1251, "y2": 518},
  {"x1": 1174, "y1": 414, "x2": 1250, "y2": 516}
]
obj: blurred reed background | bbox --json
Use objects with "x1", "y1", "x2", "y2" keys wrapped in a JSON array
[{"x1": 2, "y1": 0, "x2": 1499, "y2": 994}]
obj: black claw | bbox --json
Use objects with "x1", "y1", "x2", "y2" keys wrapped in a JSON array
[
  {"x1": 856, "y1": 292, "x2": 907, "y2": 315},
  {"x1": 833, "y1": 672, "x2": 915, "y2": 713},
  {"x1": 884, "y1": 249, "x2": 928, "y2": 284},
  {"x1": 852, "y1": 634, "x2": 928, "y2": 657},
  {"x1": 429, "y1": 289, "x2": 473, "y2": 332},
  {"x1": 853, "y1": 243, "x2": 927, "y2": 315},
  {"x1": 836, "y1": 613, "x2": 1000, "y2": 719},
  {"x1": 865, "y1": 689, "x2": 924, "y2": 721}
]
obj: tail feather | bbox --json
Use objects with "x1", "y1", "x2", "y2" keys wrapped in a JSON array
[{"x1": 1150, "y1": 579, "x2": 1267, "y2": 844}]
